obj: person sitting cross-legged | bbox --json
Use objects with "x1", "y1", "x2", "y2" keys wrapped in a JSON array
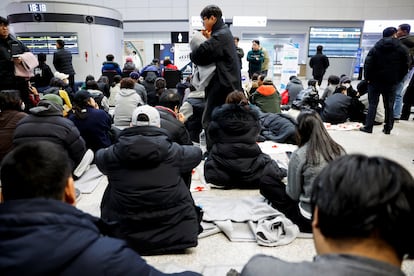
[
  {"x1": 0, "y1": 141, "x2": 201, "y2": 276},
  {"x1": 96, "y1": 105, "x2": 203, "y2": 255}
]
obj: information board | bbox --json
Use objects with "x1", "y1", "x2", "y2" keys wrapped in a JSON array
[{"x1": 17, "y1": 33, "x2": 79, "y2": 55}]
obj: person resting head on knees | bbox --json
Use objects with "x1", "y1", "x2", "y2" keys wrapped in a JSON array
[
  {"x1": 242, "y1": 154, "x2": 414, "y2": 276},
  {"x1": 0, "y1": 141, "x2": 201, "y2": 275}
]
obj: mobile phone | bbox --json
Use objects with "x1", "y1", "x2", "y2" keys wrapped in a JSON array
[{"x1": 11, "y1": 44, "x2": 21, "y2": 56}]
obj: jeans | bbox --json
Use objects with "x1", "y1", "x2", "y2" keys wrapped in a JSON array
[
  {"x1": 365, "y1": 83, "x2": 397, "y2": 132},
  {"x1": 393, "y1": 82, "x2": 403, "y2": 119}
]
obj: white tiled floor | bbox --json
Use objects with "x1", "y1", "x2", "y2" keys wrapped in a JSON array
[{"x1": 77, "y1": 115, "x2": 414, "y2": 275}]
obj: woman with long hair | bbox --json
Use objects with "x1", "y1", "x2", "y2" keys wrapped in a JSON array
[{"x1": 261, "y1": 109, "x2": 345, "y2": 233}]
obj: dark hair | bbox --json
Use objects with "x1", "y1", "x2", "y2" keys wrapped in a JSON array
[
  {"x1": 383, "y1": 26, "x2": 397, "y2": 38},
  {"x1": 399, "y1": 23, "x2": 411, "y2": 34},
  {"x1": 225, "y1": 90, "x2": 248, "y2": 105},
  {"x1": 356, "y1": 80, "x2": 368, "y2": 95},
  {"x1": 111, "y1": 75, "x2": 122, "y2": 87},
  {"x1": 225, "y1": 91, "x2": 250, "y2": 112},
  {"x1": 252, "y1": 40, "x2": 260, "y2": 45},
  {"x1": 120, "y1": 77, "x2": 135, "y2": 89},
  {"x1": 307, "y1": 79, "x2": 318, "y2": 87},
  {"x1": 0, "y1": 16, "x2": 9, "y2": 26},
  {"x1": 49, "y1": 77, "x2": 65, "y2": 88},
  {"x1": 155, "y1": 77, "x2": 167, "y2": 94},
  {"x1": 106, "y1": 54, "x2": 115, "y2": 61},
  {"x1": 200, "y1": 5, "x2": 222, "y2": 20},
  {"x1": 159, "y1": 89, "x2": 180, "y2": 110},
  {"x1": 56, "y1": 39, "x2": 64, "y2": 48},
  {"x1": 311, "y1": 154, "x2": 414, "y2": 259},
  {"x1": 251, "y1": 73, "x2": 260, "y2": 81},
  {"x1": 316, "y1": 45, "x2": 323, "y2": 52},
  {"x1": 72, "y1": 93, "x2": 91, "y2": 120},
  {"x1": 296, "y1": 109, "x2": 344, "y2": 164},
  {"x1": 163, "y1": 59, "x2": 172, "y2": 66},
  {"x1": 85, "y1": 75, "x2": 95, "y2": 82},
  {"x1": 37, "y1": 53, "x2": 47, "y2": 63},
  {"x1": 86, "y1": 80, "x2": 99, "y2": 90},
  {"x1": 0, "y1": 90, "x2": 22, "y2": 111},
  {"x1": 327, "y1": 75, "x2": 340, "y2": 85},
  {"x1": 1, "y1": 141, "x2": 72, "y2": 201},
  {"x1": 334, "y1": 85, "x2": 347, "y2": 95}
]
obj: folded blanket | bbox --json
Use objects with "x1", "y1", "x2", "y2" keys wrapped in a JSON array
[
  {"x1": 194, "y1": 195, "x2": 299, "y2": 246},
  {"x1": 14, "y1": 52, "x2": 39, "y2": 78}
]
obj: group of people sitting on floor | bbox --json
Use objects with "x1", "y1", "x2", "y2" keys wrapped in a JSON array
[{"x1": 1, "y1": 60, "x2": 414, "y2": 275}]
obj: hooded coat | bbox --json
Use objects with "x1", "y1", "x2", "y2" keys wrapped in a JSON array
[
  {"x1": 0, "y1": 198, "x2": 201, "y2": 276},
  {"x1": 286, "y1": 77, "x2": 304, "y2": 105},
  {"x1": 204, "y1": 104, "x2": 286, "y2": 188},
  {"x1": 114, "y1": 88, "x2": 144, "y2": 126},
  {"x1": 13, "y1": 100, "x2": 86, "y2": 168},
  {"x1": 251, "y1": 84, "x2": 281, "y2": 113},
  {"x1": 95, "y1": 126, "x2": 202, "y2": 255}
]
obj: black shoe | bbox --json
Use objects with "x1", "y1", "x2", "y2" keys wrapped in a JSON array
[
  {"x1": 373, "y1": 121, "x2": 382, "y2": 125},
  {"x1": 360, "y1": 127, "x2": 372, "y2": 133},
  {"x1": 382, "y1": 129, "x2": 391, "y2": 135}
]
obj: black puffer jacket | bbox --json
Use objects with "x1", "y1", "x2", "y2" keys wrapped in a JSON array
[
  {"x1": 259, "y1": 112, "x2": 298, "y2": 144},
  {"x1": 96, "y1": 126, "x2": 202, "y2": 255},
  {"x1": 204, "y1": 104, "x2": 286, "y2": 188},
  {"x1": 13, "y1": 100, "x2": 86, "y2": 167},
  {"x1": 0, "y1": 199, "x2": 201, "y2": 276},
  {"x1": 53, "y1": 48, "x2": 75, "y2": 75},
  {"x1": 364, "y1": 37, "x2": 409, "y2": 85}
]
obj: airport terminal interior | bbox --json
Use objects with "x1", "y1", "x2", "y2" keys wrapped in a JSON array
[{"x1": 2, "y1": 0, "x2": 414, "y2": 275}]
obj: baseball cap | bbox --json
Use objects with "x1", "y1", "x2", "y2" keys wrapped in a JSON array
[{"x1": 131, "y1": 105, "x2": 161, "y2": 127}]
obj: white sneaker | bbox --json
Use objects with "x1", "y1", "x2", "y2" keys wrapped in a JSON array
[{"x1": 73, "y1": 149, "x2": 94, "y2": 178}]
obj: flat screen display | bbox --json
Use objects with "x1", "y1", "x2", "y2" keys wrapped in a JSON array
[
  {"x1": 16, "y1": 33, "x2": 79, "y2": 55},
  {"x1": 308, "y1": 27, "x2": 361, "y2": 58}
]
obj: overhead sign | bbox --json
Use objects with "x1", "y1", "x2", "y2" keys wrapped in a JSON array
[{"x1": 171, "y1": 32, "x2": 189, "y2": 43}]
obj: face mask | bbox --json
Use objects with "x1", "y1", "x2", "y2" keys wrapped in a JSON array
[
  {"x1": 20, "y1": 102, "x2": 25, "y2": 111},
  {"x1": 343, "y1": 83, "x2": 351, "y2": 89}
]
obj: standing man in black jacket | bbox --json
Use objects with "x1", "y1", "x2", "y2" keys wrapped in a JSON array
[
  {"x1": 309, "y1": 45, "x2": 329, "y2": 86},
  {"x1": 360, "y1": 27, "x2": 409, "y2": 134},
  {"x1": 0, "y1": 16, "x2": 34, "y2": 110},
  {"x1": 190, "y1": 5, "x2": 241, "y2": 150},
  {"x1": 53, "y1": 39, "x2": 76, "y2": 92}
]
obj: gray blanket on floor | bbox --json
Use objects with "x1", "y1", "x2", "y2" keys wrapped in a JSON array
[{"x1": 194, "y1": 195, "x2": 299, "y2": 246}]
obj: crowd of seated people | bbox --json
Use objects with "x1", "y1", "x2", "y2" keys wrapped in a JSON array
[{"x1": 2, "y1": 44, "x2": 414, "y2": 276}]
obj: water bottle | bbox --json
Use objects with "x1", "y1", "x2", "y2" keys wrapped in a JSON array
[{"x1": 199, "y1": 129, "x2": 206, "y2": 154}]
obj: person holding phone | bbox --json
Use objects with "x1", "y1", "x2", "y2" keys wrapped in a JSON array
[{"x1": 0, "y1": 16, "x2": 33, "y2": 111}]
